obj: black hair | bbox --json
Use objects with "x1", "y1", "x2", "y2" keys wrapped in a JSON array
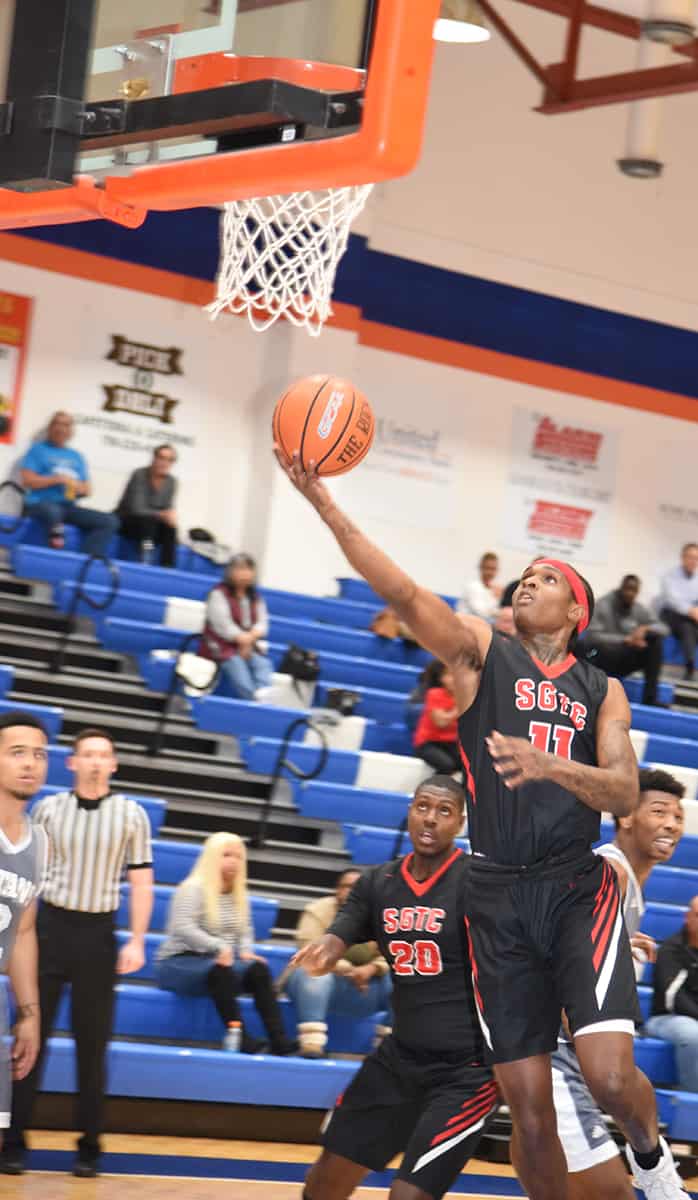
[
  {"x1": 73, "y1": 727, "x2": 116, "y2": 751},
  {"x1": 620, "y1": 574, "x2": 640, "y2": 587},
  {"x1": 612, "y1": 767, "x2": 685, "y2": 828},
  {"x1": 224, "y1": 553, "x2": 258, "y2": 600},
  {"x1": 414, "y1": 774, "x2": 465, "y2": 811},
  {"x1": 336, "y1": 866, "x2": 362, "y2": 886},
  {"x1": 421, "y1": 659, "x2": 446, "y2": 689},
  {"x1": 567, "y1": 571, "x2": 595, "y2": 653},
  {"x1": 0, "y1": 711, "x2": 48, "y2": 740}
]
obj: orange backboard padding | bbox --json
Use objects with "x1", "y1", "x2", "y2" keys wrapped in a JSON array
[
  {"x1": 173, "y1": 54, "x2": 366, "y2": 96},
  {"x1": 0, "y1": 0, "x2": 441, "y2": 229}
]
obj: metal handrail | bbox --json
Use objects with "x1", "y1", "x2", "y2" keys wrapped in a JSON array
[
  {"x1": 391, "y1": 813, "x2": 409, "y2": 861},
  {"x1": 51, "y1": 553, "x2": 120, "y2": 674},
  {"x1": 0, "y1": 481, "x2": 26, "y2": 535},
  {"x1": 149, "y1": 632, "x2": 220, "y2": 757},
  {"x1": 252, "y1": 715, "x2": 330, "y2": 849}
]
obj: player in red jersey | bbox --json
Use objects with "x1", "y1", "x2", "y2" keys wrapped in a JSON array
[
  {"x1": 294, "y1": 774, "x2": 497, "y2": 1200},
  {"x1": 275, "y1": 446, "x2": 687, "y2": 1200}
]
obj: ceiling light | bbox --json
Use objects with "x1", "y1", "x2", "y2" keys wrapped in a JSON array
[{"x1": 435, "y1": 0, "x2": 491, "y2": 44}]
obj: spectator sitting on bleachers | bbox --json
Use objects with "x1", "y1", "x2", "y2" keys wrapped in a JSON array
[
  {"x1": 413, "y1": 664, "x2": 460, "y2": 775},
  {"x1": 283, "y1": 868, "x2": 392, "y2": 1058},
  {"x1": 116, "y1": 444, "x2": 178, "y2": 567},
  {"x1": 658, "y1": 543, "x2": 698, "y2": 681},
  {"x1": 457, "y1": 551, "x2": 502, "y2": 622},
  {"x1": 405, "y1": 658, "x2": 443, "y2": 733},
  {"x1": 19, "y1": 411, "x2": 118, "y2": 555},
  {"x1": 645, "y1": 893, "x2": 698, "y2": 1093},
  {"x1": 198, "y1": 554, "x2": 273, "y2": 701},
  {"x1": 582, "y1": 574, "x2": 669, "y2": 707},
  {"x1": 155, "y1": 832, "x2": 297, "y2": 1056}
]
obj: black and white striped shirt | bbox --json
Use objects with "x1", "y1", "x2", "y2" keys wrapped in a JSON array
[{"x1": 31, "y1": 791, "x2": 152, "y2": 913}]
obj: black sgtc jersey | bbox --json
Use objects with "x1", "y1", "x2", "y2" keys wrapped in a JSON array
[
  {"x1": 458, "y1": 633, "x2": 609, "y2": 867},
  {"x1": 329, "y1": 849, "x2": 482, "y2": 1059}
]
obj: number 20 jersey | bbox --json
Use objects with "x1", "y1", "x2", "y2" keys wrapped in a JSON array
[
  {"x1": 457, "y1": 634, "x2": 609, "y2": 868},
  {"x1": 329, "y1": 849, "x2": 482, "y2": 1059}
]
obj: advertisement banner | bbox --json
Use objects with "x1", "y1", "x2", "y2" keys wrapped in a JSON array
[
  {"x1": 0, "y1": 291, "x2": 32, "y2": 446},
  {"x1": 336, "y1": 412, "x2": 459, "y2": 530},
  {"x1": 502, "y1": 409, "x2": 618, "y2": 563}
]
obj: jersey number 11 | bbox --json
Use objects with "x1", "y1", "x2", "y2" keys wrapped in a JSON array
[{"x1": 528, "y1": 721, "x2": 575, "y2": 758}]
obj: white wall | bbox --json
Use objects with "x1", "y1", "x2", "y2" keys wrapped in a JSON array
[{"x1": 1, "y1": 250, "x2": 697, "y2": 610}]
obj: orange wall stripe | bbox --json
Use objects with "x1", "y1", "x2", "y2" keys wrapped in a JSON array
[
  {"x1": 359, "y1": 319, "x2": 698, "y2": 425},
  {"x1": 1, "y1": 231, "x2": 696, "y2": 424}
]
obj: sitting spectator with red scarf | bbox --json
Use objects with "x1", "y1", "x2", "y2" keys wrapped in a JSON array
[
  {"x1": 199, "y1": 554, "x2": 273, "y2": 701},
  {"x1": 412, "y1": 663, "x2": 460, "y2": 774}
]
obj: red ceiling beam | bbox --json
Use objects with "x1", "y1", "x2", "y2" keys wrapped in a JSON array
[
  {"x1": 475, "y1": 0, "x2": 559, "y2": 89},
  {"x1": 539, "y1": 56, "x2": 698, "y2": 111}
]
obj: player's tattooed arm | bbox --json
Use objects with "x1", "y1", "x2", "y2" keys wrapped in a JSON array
[
  {"x1": 487, "y1": 679, "x2": 638, "y2": 817},
  {"x1": 275, "y1": 447, "x2": 492, "y2": 681}
]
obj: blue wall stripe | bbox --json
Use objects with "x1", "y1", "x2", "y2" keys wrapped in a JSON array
[{"x1": 15, "y1": 212, "x2": 698, "y2": 405}]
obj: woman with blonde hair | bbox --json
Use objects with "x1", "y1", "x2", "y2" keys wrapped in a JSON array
[{"x1": 156, "y1": 832, "x2": 296, "y2": 1055}]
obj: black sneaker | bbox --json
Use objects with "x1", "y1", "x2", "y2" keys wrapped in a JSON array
[
  {"x1": 0, "y1": 1150, "x2": 25, "y2": 1175},
  {"x1": 73, "y1": 1157, "x2": 99, "y2": 1178}
]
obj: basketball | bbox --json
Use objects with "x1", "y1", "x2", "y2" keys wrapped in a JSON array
[{"x1": 273, "y1": 375, "x2": 375, "y2": 477}]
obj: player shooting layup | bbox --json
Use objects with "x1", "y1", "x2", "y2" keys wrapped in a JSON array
[{"x1": 275, "y1": 446, "x2": 687, "y2": 1200}]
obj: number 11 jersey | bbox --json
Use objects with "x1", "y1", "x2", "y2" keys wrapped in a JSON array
[
  {"x1": 457, "y1": 633, "x2": 609, "y2": 868},
  {"x1": 329, "y1": 849, "x2": 482, "y2": 1060}
]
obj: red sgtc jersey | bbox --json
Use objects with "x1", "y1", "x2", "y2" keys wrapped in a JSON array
[
  {"x1": 457, "y1": 633, "x2": 609, "y2": 867},
  {"x1": 329, "y1": 849, "x2": 483, "y2": 1059}
]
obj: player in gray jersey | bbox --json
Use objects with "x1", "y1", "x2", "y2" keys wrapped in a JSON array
[
  {"x1": 550, "y1": 768, "x2": 686, "y2": 1200},
  {"x1": 0, "y1": 712, "x2": 49, "y2": 1139}
]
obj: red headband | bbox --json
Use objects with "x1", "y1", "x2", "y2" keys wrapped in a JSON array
[{"x1": 533, "y1": 559, "x2": 590, "y2": 634}]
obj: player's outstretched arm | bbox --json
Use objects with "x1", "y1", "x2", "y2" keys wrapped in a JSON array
[
  {"x1": 487, "y1": 678, "x2": 638, "y2": 816},
  {"x1": 274, "y1": 448, "x2": 491, "y2": 671}
]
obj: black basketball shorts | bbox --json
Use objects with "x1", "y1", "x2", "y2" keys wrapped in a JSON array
[
  {"x1": 465, "y1": 851, "x2": 641, "y2": 1064},
  {"x1": 321, "y1": 1036, "x2": 498, "y2": 1200}
]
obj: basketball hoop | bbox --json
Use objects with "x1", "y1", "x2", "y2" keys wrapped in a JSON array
[{"x1": 207, "y1": 184, "x2": 374, "y2": 337}]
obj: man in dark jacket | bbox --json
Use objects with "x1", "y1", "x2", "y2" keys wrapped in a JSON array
[
  {"x1": 582, "y1": 574, "x2": 668, "y2": 706},
  {"x1": 116, "y1": 445, "x2": 178, "y2": 567},
  {"x1": 646, "y1": 895, "x2": 698, "y2": 1092}
]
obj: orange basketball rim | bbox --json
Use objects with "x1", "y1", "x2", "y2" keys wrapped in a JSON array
[{"x1": 0, "y1": 0, "x2": 441, "y2": 232}]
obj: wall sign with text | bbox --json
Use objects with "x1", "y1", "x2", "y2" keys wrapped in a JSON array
[{"x1": 502, "y1": 407, "x2": 619, "y2": 564}]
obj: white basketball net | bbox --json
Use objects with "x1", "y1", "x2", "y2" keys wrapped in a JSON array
[{"x1": 207, "y1": 184, "x2": 373, "y2": 337}]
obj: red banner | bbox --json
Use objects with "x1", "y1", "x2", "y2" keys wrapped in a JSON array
[{"x1": 0, "y1": 291, "x2": 32, "y2": 444}]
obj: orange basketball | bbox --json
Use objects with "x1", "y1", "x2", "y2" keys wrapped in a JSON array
[{"x1": 273, "y1": 375, "x2": 374, "y2": 477}]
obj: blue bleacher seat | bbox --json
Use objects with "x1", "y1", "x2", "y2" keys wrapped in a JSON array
[
  {"x1": 54, "y1": 982, "x2": 384, "y2": 1055},
  {"x1": 634, "y1": 1037, "x2": 677, "y2": 1086},
  {"x1": 645, "y1": 866, "x2": 698, "y2": 907},
  {"x1": 0, "y1": 666, "x2": 14, "y2": 697},
  {"x1": 113, "y1": 931, "x2": 293, "y2": 982},
  {"x1": 298, "y1": 781, "x2": 411, "y2": 828},
  {"x1": 623, "y1": 678, "x2": 674, "y2": 706},
  {"x1": 343, "y1": 823, "x2": 469, "y2": 864},
  {"x1": 0, "y1": 700, "x2": 62, "y2": 740},
  {"x1": 41, "y1": 1036, "x2": 359, "y2": 1106},
  {"x1": 642, "y1": 901, "x2": 687, "y2": 943},
  {"x1": 12, "y1": 546, "x2": 222, "y2": 600},
  {"x1": 632, "y1": 704, "x2": 698, "y2": 742},
  {"x1": 238, "y1": 738, "x2": 360, "y2": 787},
  {"x1": 658, "y1": 1088, "x2": 698, "y2": 1140},
  {"x1": 117, "y1": 884, "x2": 278, "y2": 939}
]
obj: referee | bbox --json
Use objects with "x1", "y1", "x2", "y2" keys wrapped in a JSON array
[{"x1": 1, "y1": 727, "x2": 153, "y2": 1178}]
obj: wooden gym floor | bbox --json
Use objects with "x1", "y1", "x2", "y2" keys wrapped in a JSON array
[{"x1": 0, "y1": 1133, "x2": 694, "y2": 1198}]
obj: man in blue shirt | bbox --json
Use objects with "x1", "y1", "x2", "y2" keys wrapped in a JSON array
[
  {"x1": 20, "y1": 412, "x2": 118, "y2": 556},
  {"x1": 658, "y1": 543, "x2": 698, "y2": 680}
]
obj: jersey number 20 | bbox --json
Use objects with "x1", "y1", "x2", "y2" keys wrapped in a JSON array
[
  {"x1": 528, "y1": 721, "x2": 574, "y2": 758},
  {"x1": 388, "y1": 939, "x2": 443, "y2": 976}
]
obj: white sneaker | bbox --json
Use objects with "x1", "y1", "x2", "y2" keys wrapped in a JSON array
[{"x1": 626, "y1": 1136, "x2": 689, "y2": 1198}]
